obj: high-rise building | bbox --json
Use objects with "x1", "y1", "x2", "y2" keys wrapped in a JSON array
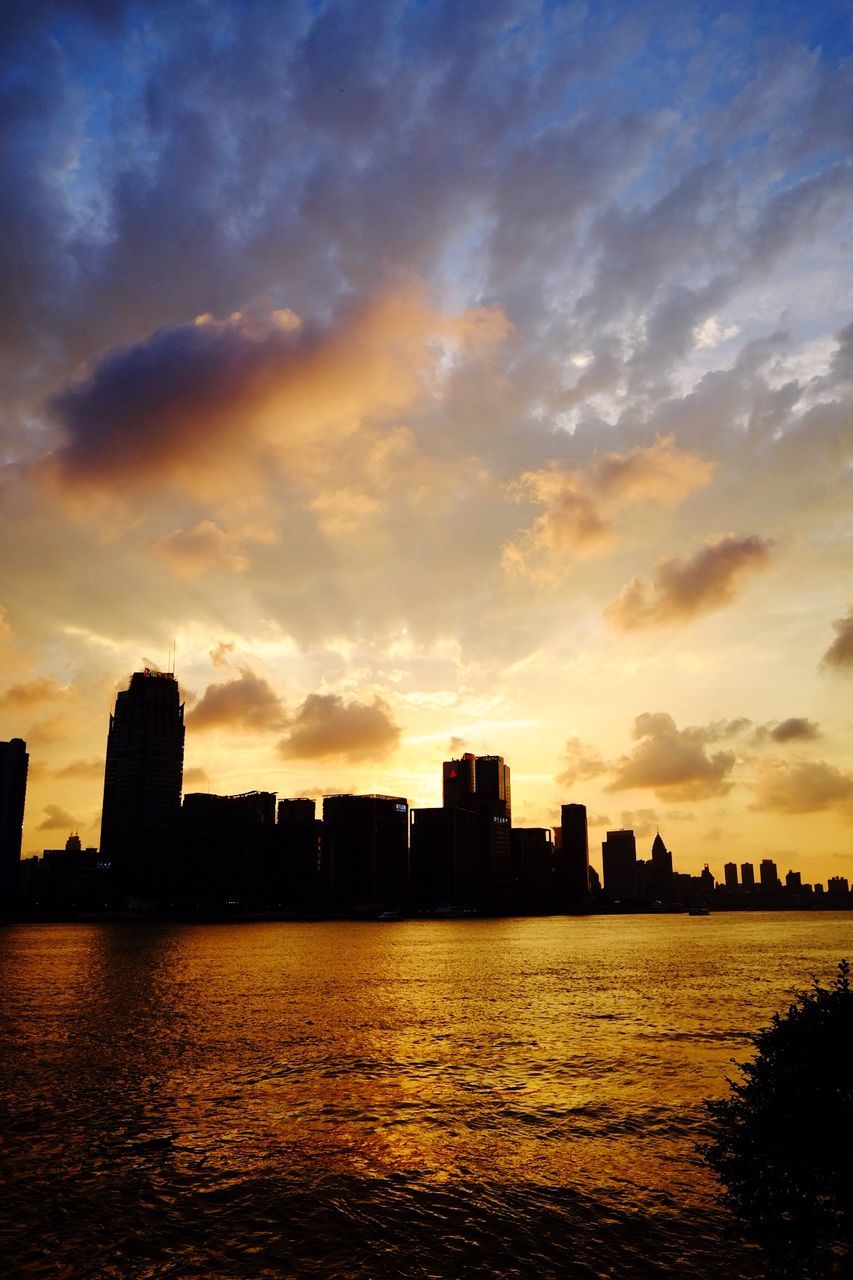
[
  {"x1": 741, "y1": 861, "x2": 755, "y2": 889},
  {"x1": 785, "y1": 870, "x2": 802, "y2": 891},
  {"x1": 100, "y1": 671, "x2": 185, "y2": 903},
  {"x1": 643, "y1": 831, "x2": 674, "y2": 901},
  {"x1": 759, "y1": 858, "x2": 779, "y2": 890},
  {"x1": 724, "y1": 862, "x2": 738, "y2": 889},
  {"x1": 276, "y1": 798, "x2": 323, "y2": 911},
  {"x1": 410, "y1": 805, "x2": 481, "y2": 909},
  {"x1": 602, "y1": 830, "x2": 637, "y2": 901},
  {"x1": 510, "y1": 826, "x2": 554, "y2": 911},
  {"x1": 179, "y1": 790, "x2": 276, "y2": 907},
  {"x1": 442, "y1": 753, "x2": 476, "y2": 809},
  {"x1": 474, "y1": 755, "x2": 511, "y2": 820},
  {"x1": 557, "y1": 803, "x2": 589, "y2": 907},
  {"x1": 0, "y1": 738, "x2": 28, "y2": 911},
  {"x1": 322, "y1": 794, "x2": 408, "y2": 913}
]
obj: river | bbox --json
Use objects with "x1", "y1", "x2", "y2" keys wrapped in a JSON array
[{"x1": 1, "y1": 912, "x2": 850, "y2": 1277}]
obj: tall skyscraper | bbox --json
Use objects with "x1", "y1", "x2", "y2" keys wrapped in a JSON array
[
  {"x1": 759, "y1": 858, "x2": 779, "y2": 890},
  {"x1": 558, "y1": 803, "x2": 589, "y2": 907},
  {"x1": 100, "y1": 670, "x2": 185, "y2": 903},
  {"x1": 474, "y1": 755, "x2": 511, "y2": 820},
  {"x1": 0, "y1": 738, "x2": 28, "y2": 911},
  {"x1": 602, "y1": 829, "x2": 638, "y2": 901},
  {"x1": 442, "y1": 753, "x2": 476, "y2": 809},
  {"x1": 740, "y1": 861, "x2": 755, "y2": 889},
  {"x1": 724, "y1": 862, "x2": 738, "y2": 889},
  {"x1": 440, "y1": 753, "x2": 512, "y2": 909}
]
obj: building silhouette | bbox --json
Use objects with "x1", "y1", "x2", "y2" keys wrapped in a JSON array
[
  {"x1": 442, "y1": 753, "x2": 476, "y2": 809},
  {"x1": 741, "y1": 861, "x2": 755, "y2": 889},
  {"x1": 557, "y1": 803, "x2": 589, "y2": 908},
  {"x1": 179, "y1": 790, "x2": 275, "y2": 907},
  {"x1": 410, "y1": 805, "x2": 481, "y2": 909},
  {"x1": 511, "y1": 826, "x2": 554, "y2": 911},
  {"x1": 276, "y1": 798, "x2": 324, "y2": 912},
  {"x1": 100, "y1": 671, "x2": 185, "y2": 903},
  {"x1": 602, "y1": 829, "x2": 637, "y2": 901},
  {"x1": 440, "y1": 753, "x2": 512, "y2": 910},
  {"x1": 0, "y1": 738, "x2": 28, "y2": 911},
  {"x1": 724, "y1": 862, "x2": 738, "y2": 889},
  {"x1": 323, "y1": 794, "x2": 408, "y2": 913},
  {"x1": 760, "y1": 858, "x2": 780, "y2": 891}
]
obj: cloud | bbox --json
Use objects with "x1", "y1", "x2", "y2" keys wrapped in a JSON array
[
  {"x1": 210, "y1": 641, "x2": 235, "y2": 668},
  {"x1": 153, "y1": 521, "x2": 249, "y2": 577},
  {"x1": 607, "y1": 712, "x2": 737, "y2": 801},
  {"x1": 187, "y1": 667, "x2": 286, "y2": 733},
  {"x1": 53, "y1": 758, "x2": 103, "y2": 780},
  {"x1": 183, "y1": 766, "x2": 210, "y2": 786},
  {"x1": 750, "y1": 760, "x2": 853, "y2": 818},
  {"x1": 605, "y1": 533, "x2": 773, "y2": 629},
  {"x1": 0, "y1": 678, "x2": 69, "y2": 708},
  {"x1": 504, "y1": 438, "x2": 713, "y2": 577},
  {"x1": 767, "y1": 717, "x2": 821, "y2": 744},
  {"x1": 278, "y1": 693, "x2": 400, "y2": 762},
  {"x1": 821, "y1": 607, "x2": 853, "y2": 671},
  {"x1": 46, "y1": 283, "x2": 508, "y2": 493},
  {"x1": 556, "y1": 737, "x2": 609, "y2": 788},
  {"x1": 37, "y1": 804, "x2": 80, "y2": 832}
]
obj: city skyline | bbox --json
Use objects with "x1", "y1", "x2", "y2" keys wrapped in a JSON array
[
  {"x1": 0, "y1": 3, "x2": 851, "y2": 889},
  {"x1": 3, "y1": 669, "x2": 845, "y2": 904}
]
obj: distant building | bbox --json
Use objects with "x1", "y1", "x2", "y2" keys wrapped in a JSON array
[
  {"x1": 700, "y1": 864, "x2": 715, "y2": 894},
  {"x1": 602, "y1": 830, "x2": 637, "y2": 901},
  {"x1": 557, "y1": 803, "x2": 589, "y2": 908},
  {"x1": 741, "y1": 861, "x2": 755, "y2": 889},
  {"x1": 760, "y1": 858, "x2": 780, "y2": 891},
  {"x1": 827, "y1": 876, "x2": 850, "y2": 896},
  {"x1": 785, "y1": 870, "x2": 802, "y2": 891},
  {"x1": 323, "y1": 794, "x2": 408, "y2": 913},
  {"x1": 475, "y1": 756, "x2": 511, "y2": 820},
  {"x1": 0, "y1": 738, "x2": 28, "y2": 911},
  {"x1": 642, "y1": 832, "x2": 674, "y2": 901},
  {"x1": 100, "y1": 671, "x2": 185, "y2": 903},
  {"x1": 440, "y1": 753, "x2": 512, "y2": 909},
  {"x1": 724, "y1": 862, "x2": 738, "y2": 889},
  {"x1": 33, "y1": 833, "x2": 110, "y2": 910}
]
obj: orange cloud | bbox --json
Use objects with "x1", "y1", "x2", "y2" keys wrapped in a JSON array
[
  {"x1": 0, "y1": 678, "x2": 69, "y2": 709},
  {"x1": 821, "y1": 606, "x2": 853, "y2": 671},
  {"x1": 46, "y1": 282, "x2": 509, "y2": 495},
  {"x1": 153, "y1": 521, "x2": 250, "y2": 577},
  {"x1": 503, "y1": 438, "x2": 713, "y2": 578},
  {"x1": 607, "y1": 712, "x2": 736, "y2": 801},
  {"x1": 187, "y1": 668, "x2": 286, "y2": 733},
  {"x1": 278, "y1": 693, "x2": 400, "y2": 762},
  {"x1": 605, "y1": 533, "x2": 773, "y2": 629},
  {"x1": 750, "y1": 759, "x2": 853, "y2": 818}
]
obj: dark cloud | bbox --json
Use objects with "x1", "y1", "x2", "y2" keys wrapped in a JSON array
[
  {"x1": 278, "y1": 693, "x2": 400, "y2": 762},
  {"x1": 182, "y1": 765, "x2": 210, "y2": 785},
  {"x1": 605, "y1": 534, "x2": 773, "y2": 629},
  {"x1": 607, "y1": 712, "x2": 737, "y2": 801},
  {"x1": 187, "y1": 667, "x2": 285, "y2": 733},
  {"x1": 767, "y1": 717, "x2": 821, "y2": 744},
  {"x1": 821, "y1": 607, "x2": 853, "y2": 671}
]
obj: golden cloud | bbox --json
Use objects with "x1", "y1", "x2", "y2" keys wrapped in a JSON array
[
  {"x1": 605, "y1": 533, "x2": 773, "y2": 629},
  {"x1": 278, "y1": 692, "x2": 400, "y2": 762}
]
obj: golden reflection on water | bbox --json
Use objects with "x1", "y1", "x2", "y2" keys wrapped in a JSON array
[{"x1": 1, "y1": 913, "x2": 849, "y2": 1277}]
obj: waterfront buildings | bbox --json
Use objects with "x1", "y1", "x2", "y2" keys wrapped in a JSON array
[
  {"x1": 322, "y1": 793, "x2": 409, "y2": 912},
  {"x1": 558, "y1": 803, "x2": 590, "y2": 908},
  {"x1": 0, "y1": 738, "x2": 28, "y2": 911},
  {"x1": 602, "y1": 830, "x2": 638, "y2": 901},
  {"x1": 100, "y1": 671, "x2": 185, "y2": 903}
]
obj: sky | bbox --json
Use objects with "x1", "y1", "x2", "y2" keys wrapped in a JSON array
[{"x1": 1, "y1": 0, "x2": 852, "y2": 885}]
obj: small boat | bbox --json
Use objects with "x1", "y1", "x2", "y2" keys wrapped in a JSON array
[
  {"x1": 376, "y1": 910, "x2": 404, "y2": 921},
  {"x1": 688, "y1": 905, "x2": 711, "y2": 916}
]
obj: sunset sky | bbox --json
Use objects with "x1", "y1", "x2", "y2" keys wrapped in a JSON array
[{"x1": 1, "y1": 0, "x2": 851, "y2": 883}]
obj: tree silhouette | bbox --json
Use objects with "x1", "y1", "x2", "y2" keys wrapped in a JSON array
[{"x1": 704, "y1": 959, "x2": 853, "y2": 1276}]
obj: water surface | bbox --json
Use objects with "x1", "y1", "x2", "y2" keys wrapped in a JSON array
[{"x1": 1, "y1": 913, "x2": 850, "y2": 1277}]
